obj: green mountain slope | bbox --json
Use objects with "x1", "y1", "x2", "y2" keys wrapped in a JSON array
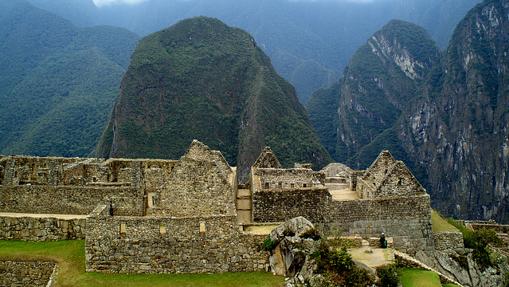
[
  {"x1": 96, "y1": 17, "x2": 331, "y2": 178},
  {"x1": 0, "y1": 0, "x2": 138, "y2": 157},
  {"x1": 308, "y1": 20, "x2": 440, "y2": 166}
]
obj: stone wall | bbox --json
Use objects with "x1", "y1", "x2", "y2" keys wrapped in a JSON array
[
  {"x1": 252, "y1": 188, "x2": 331, "y2": 223},
  {"x1": 433, "y1": 232, "x2": 464, "y2": 251},
  {"x1": 0, "y1": 261, "x2": 55, "y2": 287},
  {"x1": 85, "y1": 205, "x2": 268, "y2": 274},
  {"x1": 150, "y1": 141, "x2": 237, "y2": 217},
  {"x1": 323, "y1": 195, "x2": 433, "y2": 254},
  {"x1": 0, "y1": 185, "x2": 144, "y2": 216},
  {"x1": 357, "y1": 151, "x2": 425, "y2": 199},
  {"x1": 0, "y1": 216, "x2": 85, "y2": 241},
  {"x1": 252, "y1": 168, "x2": 324, "y2": 191}
]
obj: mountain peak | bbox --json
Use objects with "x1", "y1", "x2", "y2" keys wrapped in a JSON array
[{"x1": 97, "y1": 18, "x2": 331, "y2": 179}]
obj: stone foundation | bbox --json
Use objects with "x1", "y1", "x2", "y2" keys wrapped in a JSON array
[{"x1": 0, "y1": 261, "x2": 56, "y2": 287}]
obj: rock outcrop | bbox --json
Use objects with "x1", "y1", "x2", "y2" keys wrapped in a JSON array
[
  {"x1": 415, "y1": 249, "x2": 509, "y2": 287},
  {"x1": 267, "y1": 217, "x2": 323, "y2": 287}
]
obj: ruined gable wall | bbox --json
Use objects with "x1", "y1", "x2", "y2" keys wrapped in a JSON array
[
  {"x1": 361, "y1": 151, "x2": 396, "y2": 187},
  {"x1": 85, "y1": 206, "x2": 268, "y2": 274},
  {"x1": 151, "y1": 142, "x2": 236, "y2": 217},
  {"x1": 322, "y1": 194, "x2": 433, "y2": 254},
  {"x1": 375, "y1": 162, "x2": 425, "y2": 197}
]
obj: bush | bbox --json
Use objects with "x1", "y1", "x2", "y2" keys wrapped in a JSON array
[
  {"x1": 447, "y1": 220, "x2": 503, "y2": 270},
  {"x1": 311, "y1": 241, "x2": 375, "y2": 285},
  {"x1": 377, "y1": 264, "x2": 399, "y2": 287},
  {"x1": 262, "y1": 237, "x2": 277, "y2": 251}
]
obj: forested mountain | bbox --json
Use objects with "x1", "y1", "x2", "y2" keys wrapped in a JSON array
[
  {"x1": 27, "y1": 0, "x2": 481, "y2": 103},
  {"x1": 309, "y1": 0, "x2": 509, "y2": 221},
  {"x1": 0, "y1": 0, "x2": 138, "y2": 156},
  {"x1": 96, "y1": 17, "x2": 331, "y2": 179}
]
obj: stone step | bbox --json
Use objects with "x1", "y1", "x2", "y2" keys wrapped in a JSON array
[
  {"x1": 237, "y1": 198, "x2": 251, "y2": 210},
  {"x1": 237, "y1": 189, "x2": 251, "y2": 198},
  {"x1": 237, "y1": 210, "x2": 252, "y2": 224}
]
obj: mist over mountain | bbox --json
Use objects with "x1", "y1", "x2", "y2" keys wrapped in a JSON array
[
  {"x1": 28, "y1": 0, "x2": 481, "y2": 103},
  {"x1": 0, "y1": 0, "x2": 138, "y2": 156}
]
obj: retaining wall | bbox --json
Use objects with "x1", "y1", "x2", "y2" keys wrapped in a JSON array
[
  {"x1": 0, "y1": 261, "x2": 55, "y2": 287},
  {"x1": 85, "y1": 205, "x2": 268, "y2": 274}
]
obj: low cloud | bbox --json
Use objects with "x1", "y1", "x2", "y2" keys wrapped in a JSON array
[{"x1": 92, "y1": 0, "x2": 149, "y2": 7}]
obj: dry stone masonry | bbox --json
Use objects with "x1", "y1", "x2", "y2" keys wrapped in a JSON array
[
  {"x1": 0, "y1": 261, "x2": 56, "y2": 287},
  {"x1": 0, "y1": 141, "x2": 440, "y2": 274}
]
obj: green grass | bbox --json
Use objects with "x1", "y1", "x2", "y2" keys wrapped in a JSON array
[
  {"x1": 398, "y1": 268, "x2": 442, "y2": 287},
  {"x1": 0, "y1": 240, "x2": 283, "y2": 287},
  {"x1": 431, "y1": 210, "x2": 460, "y2": 233}
]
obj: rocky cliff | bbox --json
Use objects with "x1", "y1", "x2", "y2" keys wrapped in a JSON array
[
  {"x1": 308, "y1": 20, "x2": 440, "y2": 169},
  {"x1": 398, "y1": 0, "x2": 509, "y2": 221},
  {"x1": 309, "y1": 0, "x2": 509, "y2": 221},
  {"x1": 96, "y1": 17, "x2": 331, "y2": 179}
]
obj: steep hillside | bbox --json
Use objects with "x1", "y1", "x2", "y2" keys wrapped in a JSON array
[
  {"x1": 308, "y1": 20, "x2": 440, "y2": 166},
  {"x1": 0, "y1": 0, "x2": 138, "y2": 157},
  {"x1": 398, "y1": 0, "x2": 509, "y2": 221},
  {"x1": 96, "y1": 17, "x2": 331, "y2": 178},
  {"x1": 309, "y1": 0, "x2": 509, "y2": 222},
  {"x1": 307, "y1": 83, "x2": 340, "y2": 160}
]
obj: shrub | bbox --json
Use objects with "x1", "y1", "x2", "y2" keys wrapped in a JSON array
[
  {"x1": 262, "y1": 237, "x2": 277, "y2": 251},
  {"x1": 377, "y1": 264, "x2": 399, "y2": 287},
  {"x1": 447, "y1": 219, "x2": 503, "y2": 270}
]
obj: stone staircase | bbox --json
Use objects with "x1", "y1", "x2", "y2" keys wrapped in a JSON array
[{"x1": 236, "y1": 187, "x2": 252, "y2": 224}]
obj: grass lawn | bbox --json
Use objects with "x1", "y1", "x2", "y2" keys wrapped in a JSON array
[
  {"x1": 431, "y1": 210, "x2": 460, "y2": 233},
  {"x1": 0, "y1": 240, "x2": 284, "y2": 287},
  {"x1": 399, "y1": 268, "x2": 442, "y2": 287}
]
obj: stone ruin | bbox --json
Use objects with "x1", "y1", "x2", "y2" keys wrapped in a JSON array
[{"x1": 0, "y1": 140, "x2": 463, "y2": 277}]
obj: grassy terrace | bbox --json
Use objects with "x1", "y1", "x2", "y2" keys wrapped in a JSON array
[
  {"x1": 399, "y1": 268, "x2": 459, "y2": 287},
  {"x1": 431, "y1": 210, "x2": 460, "y2": 233},
  {"x1": 0, "y1": 240, "x2": 284, "y2": 287}
]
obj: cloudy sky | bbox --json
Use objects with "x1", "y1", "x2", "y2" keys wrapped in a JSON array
[
  {"x1": 92, "y1": 0, "x2": 375, "y2": 7},
  {"x1": 92, "y1": 0, "x2": 149, "y2": 7}
]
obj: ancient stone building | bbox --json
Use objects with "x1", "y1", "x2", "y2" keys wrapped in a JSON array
[{"x1": 0, "y1": 140, "x2": 442, "y2": 274}]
